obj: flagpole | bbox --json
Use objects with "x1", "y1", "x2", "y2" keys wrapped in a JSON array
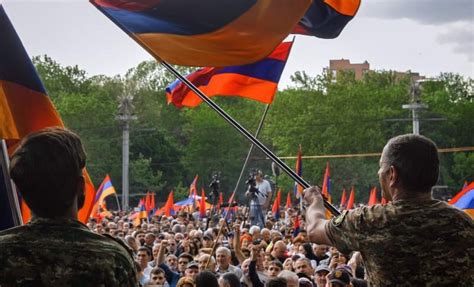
[
  {"x1": 160, "y1": 61, "x2": 340, "y2": 217},
  {"x1": 0, "y1": 140, "x2": 23, "y2": 227},
  {"x1": 114, "y1": 193, "x2": 121, "y2": 212}
]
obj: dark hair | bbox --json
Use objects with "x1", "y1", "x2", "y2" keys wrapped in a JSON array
[
  {"x1": 151, "y1": 267, "x2": 165, "y2": 275},
  {"x1": 220, "y1": 272, "x2": 240, "y2": 287},
  {"x1": 383, "y1": 134, "x2": 439, "y2": 192},
  {"x1": 138, "y1": 246, "x2": 151, "y2": 257},
  {"x1": 195, "y1": 271, "x2": 218, "y2": 287},
  {"x1": 266, "y1": 277, "x2": 287, "y2": 287},
  {"x1": 301, "y1": 243, "x2": 317, "y2": 261},
  {"x1": 269, "y1": 260, "x2": 283, "y2": 270},
  {"x1": 179, "y1": 252, "x2": 194, "y2": 262},
  {"x1": 10, "y1": 127, "x2": 86, "y2": 218}
]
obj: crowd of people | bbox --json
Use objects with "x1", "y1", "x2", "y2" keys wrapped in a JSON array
[
  {"x1": 87, "y1": 206, "x2": 366, "y2": 287},
  {"x1": 1, "y1": 128, "x2": 472, "y2": 286}
]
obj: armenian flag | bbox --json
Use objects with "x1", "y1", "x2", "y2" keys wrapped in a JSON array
[
  {"x1": 293, "y1": 0, "x2": 361, "y2": 38},
  {"x1": 0, "y1": 5, "x2": 95, "y2": 224},
  {"x1": 272, "y1": 189, "x2": 282, "y2": 219},
  {"x1": 91, "y1": 0, "x2": 310, "y2": 67},
  {"x1": 346, "y1": 186, "x2": 355, "y2": 209},
  {"x1": 368, "y1": 187, "x2": 378, "y2": 207},
  {"x1": 166, "y1": 41, "x2": 293, "y2": 108},
  {"x1": 340, "y1": 188, "x2": 347, "y2": 209},
  {"x1": 449, "y1": 181, "x2": 474, "y2": 218},
  {"x1": 90, "y1": 175, "x2": 117, "y2": 217},
  {"x1": 286, "y1": 192, "x2": 292, "y2": 209}
]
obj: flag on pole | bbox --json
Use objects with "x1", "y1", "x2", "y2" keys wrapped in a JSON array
[
  {"x1": 199, "y1": 188, "x2": 207, "y2": 219},
  {"x1": 164, "y1": 192, "x2": 175, "y2": 217},
  {"x1": 166, "y1": 41, "x2": 294, "y2": 108},
  {"x1": 321, "y1": 162, "x2": 332, "y2": 218},
  {"x1": 286, "y1": 192, "x2": 292, "y2": 209},
  {"x1": 272, "y1": 189, "x2": 282, "y2": 219},
  {"x1": 218, "y1": 192, "x2": 224, "y2": 209},
  {"x1": 189, "y1": 175, "x2": 199, "y2": 197},
  {"x1": 449, "y1": 181, "x2": 474, "y2": 218},
  {"x1": 151, "y1": 192, "x2": 156, "y2": 213},
  {"x1": 145, "y1": 192, "x2": 151, "y2": 214},
  {"x1": 90, "y1": 175, "x2": 117, "y2": 217},
  {"x1": 90, "y1": 0, "x2": 311, "y2": 67},
  {"x1": 0, "y1": 5, "x2": 95, "y2": 224},
  {"x1": 368, "y1": 187, "x2": 378, "y2": 207},
  {"x1": 134, "y1": 199, "x2": 148, "y2": 226},
  {"x1": 346, "y1": 186, "x2": 355, "y2": 209},
  {"x1": 293, "y1": 0, "x2": 361, "y2": 38},
  {"x1": 293, "y1": 215, "x2": 301, "y2": 237},
  {"x1": 340, "y1": 188, "x2": 347, "y2": 209},
  {"x1": 293, "y1": 145, "x2": 303, "y2": 197}
]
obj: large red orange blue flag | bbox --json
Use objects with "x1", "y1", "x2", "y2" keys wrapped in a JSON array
[
  {"x1": 166, "y1": 41, "x2": 293, "y2": 108},
  {"x1": 90, "y1": 0, "x2": 310, "y2": 67},
  {"x1": 293, "y1": 0, "x2": 361, "y2": 38},
  {"x1": 449, "y1": 181, "x2": 474, "y2": 218},
  {"x1": 0, "y1": 5, "x2": 95, "y2": 225}
]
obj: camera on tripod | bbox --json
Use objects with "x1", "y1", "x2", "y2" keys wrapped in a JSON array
[{"x1": 246, "y1": 169, "x2": 264, "y2": 197}]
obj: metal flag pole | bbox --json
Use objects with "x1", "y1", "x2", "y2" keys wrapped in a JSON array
[
  {"x1": 0, "y1": 140, "x2": 23, "y2": 228},
  {"x1": 160, "y1": 61, "x2": 340, "y2": 216}
]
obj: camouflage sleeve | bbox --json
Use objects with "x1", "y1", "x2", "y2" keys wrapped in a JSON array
[{"x1": 325, "y1": 206, "x2": 375, "y2": 254}]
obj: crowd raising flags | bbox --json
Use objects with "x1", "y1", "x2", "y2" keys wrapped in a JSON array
[{"x1": 0, "y1": 5, "x2": 95, "y2": 226}]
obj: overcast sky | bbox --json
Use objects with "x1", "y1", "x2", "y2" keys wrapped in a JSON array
[{"x1": 3, "y1": 0, "x2": 473, "y2": 88}]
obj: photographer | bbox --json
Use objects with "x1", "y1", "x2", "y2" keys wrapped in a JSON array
[{"x1": 245, "y1": 170, "x2": 272, "y2": 228}]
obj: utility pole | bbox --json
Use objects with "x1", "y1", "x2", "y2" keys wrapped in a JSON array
[
  {"x1": 116, "y1": 95, "x2": 136, "y2": 211},
  {"x1": 402, "y1": 79, "x2": 428, "y2": 135}
]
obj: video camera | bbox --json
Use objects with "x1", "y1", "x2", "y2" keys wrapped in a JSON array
[{"x1": 246, "y1": 169, "x2": 266, "y2": 197}]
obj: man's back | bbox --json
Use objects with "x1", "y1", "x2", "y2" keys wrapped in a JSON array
[
  {"x1": 0, "y1": 217, "x2": 137, "y2": 286},
  {"x1": 327, "y1": 200, "x2": 474, "y2": 286}
]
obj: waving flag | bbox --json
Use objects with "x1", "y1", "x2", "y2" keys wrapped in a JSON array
[
  {"x1": 293, "y1": 0, "x2": 361, "y2": 38},
  {"x1": 134, "y1": 199, "x2": 148, "y2": 226},
  {"x1": 91, "y1": 0, "x2": 310, "y2": 67},
  {"x1": 293, "y1": 145, "x2": 303, "y2": 197},
  {"x1": 189, "y1": 175, "x2": 199, "y2": 197},
  {"x1": 90, "y1": 175, "x2": 117, "y2": 217},
  {"x1": 199, "y1": 188, "x2": 207, "y2": 219},
  {"x1": 286, "y1": 192, "x2": 292, "y2": 209},
  {"x1": 449, "y1": 181, "x2": 474, "y2": 218},
  {"x1": 272, "y1": 189, "x2": 282, "y2": 219},
  {"x1": 340, "y1": 188, "x2": 347, "y2": 208},
  {"x1": 0, "y1": 5, "x2": 95, "y2": 225},
  {"x1": 166, "y1": 41, "x2": 293, "y2": 108},
  {"x1": 164, "y1": 191, "x2": 175, "y2": 217},
  {"x1": 346, "y1": 186, "x2": 355, "y2": 209},
  {"x1": 321, "y1": 162, "x2": 332, "y2": 201},
  {"x1": 293, "y1": 215, "x2": 301, "y2": 237},
  {"x1": 368, "y1": 187, "x2": 378, "y2": 207}
]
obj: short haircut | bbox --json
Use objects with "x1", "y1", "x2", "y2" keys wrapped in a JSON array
[
  {"x1": 195, "y1": 271, "x2": 218, "y2": 287},
  {"x1": 179, "y1": 253, "x2": 194, "y2": 262},
  {"x1": 269, "y1": 260, "x2": 283, "y2": 270},
  {"x1": 266, "y1": 277, "x2": 287, "y2": 287},
  {"x1": 277, "y1": 270, "x2": 298, "y2": 286},
  {"x1": 383, "y1": 134, "x2": 439, "y2": 192},
  {"x1": 216, "y1": 246, "x2": 231, "y2": 257},
  {"x1": 10, "y1": 128, "x2": 86, "y2": 218},
  {"x1": 220, "y1": 272, "x2": 240, "y2": 287},
  {"x1": 151, "y1": 267, "x2": 165, "y2": 275},
  {"x1": 138, "y1": 246, "x2": 151, "y2": 257}
]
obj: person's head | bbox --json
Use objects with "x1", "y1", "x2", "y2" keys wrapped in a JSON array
[
  {"x1": 327, "y1": 268, "x2": 351, "y2": 287},
  {"x1": 202, "y1": 234, "x2": 214, "y2": 248},
  {"x1": 268, "y1": 260, "x2": 283, "y2": 278},
  {"x1": 185, "y1": 262, "x2": 200, "y2": 280},
  {"x1": 194, "y1": 271, "x2": 218, "y2": 287},
  {"x1": 273, "y1": 241, "x2": 287, "y2": 257},
  {"x1": 134, "y1": 230, "x2": 146, "y2": 245},
  {"x1": 178, "y1": 253, "x2": 194, "y2": 272},
  {"x1": 314, "y1": 265, "x2": 331, "y2": 287},
  {"x1": 177, "y1": 276, "x2": 196, "y2": 287},
  {"x1": 249, "y1": 225, "x2": 261, "y2": 240},
  {"x1": 294, "y1": 258, "x2": 313, "y2": 278},
  {"x1": 261, "y1": 228, "x2": 271, "y2": 242},
  {"x1": 379, "y1": 134, "x2": 439, "y2": 200},
  {"x1": 277, "y1": 270, "x2": 299, "y2": 287},
  {"x1": 313, "y1": 244, "x2": 328, "y2": 258},
  {"x1": 144, "y1": 232, "x2": 156, "y2": 245},
  {"x1": 198, "y1": 254, "x2": 216, "y2": 272},
  {"x1": 241, "y1": 258, "x2": 251, "y2": 276},
  {"x1": 166, "y1": 254, "x2": 178, "y2": 269},
  {"x1": 266, "y1": 277, "x2": 287, "y2": 287},
  {"x1": 136, "y1": 246, "x2": 151, "y2": 266},
  {"x1": 149, "y1": 267, "x2": 166, "y2": 285},
  {"x1": 10, "y1": 128, "x2": 86, "y2": 218},
  {"x1": 125, "y1": 235, "x2": 139, "y2": 251},
  {"x1": 255, "y1": 169, "x2": 264, "y2": 182},
  {"x1": 218, "y1": 272, "x2": 240, "y2": 287},
  {"x1": 283, "y1": 258, "x2": 294, "y2": 271},
  {"x1": 216, "y1": 247, "x2": 231, "y2": 269}
]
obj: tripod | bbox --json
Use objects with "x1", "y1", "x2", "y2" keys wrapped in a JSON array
[{"x1": 243, "y1": 193, "x2": 266, "y2": 228}]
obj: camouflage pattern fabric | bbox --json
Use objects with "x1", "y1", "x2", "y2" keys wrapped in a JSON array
[
  {"x1": 0, "y1": 217, "x2": 138, "y2": 286},
  {"x1": 326, "y1": 200, "x2": 474, "y2": 286}
]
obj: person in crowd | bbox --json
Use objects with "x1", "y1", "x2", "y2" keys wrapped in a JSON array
[
  {"x1": 215, "y1": 247, "x2": 243, "y2": 278},
  {"x1": 0, "y1": 128, "x2": 137, "y2": 285},
  {"x1": 277, "y1": 270, "x2": 299, "y2": 287},
  {"x1": 218, "y1": 272, "x2": 241, "y2": 287},
  {"x1": 195, "y1": 271, "x2": 218, "y2": 287},
  {"x1": 148, "y1": 267, "x2": 169, "y2": 287},
  {"x1": 314, "y1": 265, "x2": 330, "y2": 287},
  {"x1": 245, "y1": 170, "x2": 272, "y2": 228},
  {"x1": 304, "y1": 134, "x2": 474, "y2": 285}
]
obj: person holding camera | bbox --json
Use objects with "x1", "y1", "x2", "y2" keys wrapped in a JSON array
[{"x1": 245, "y1": 170, "x2": 272, "y2": 228}]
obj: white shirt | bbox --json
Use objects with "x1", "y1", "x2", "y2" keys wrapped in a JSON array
[{"x1": 251, "y1": 179, "x2": 272, "y2": 206}]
